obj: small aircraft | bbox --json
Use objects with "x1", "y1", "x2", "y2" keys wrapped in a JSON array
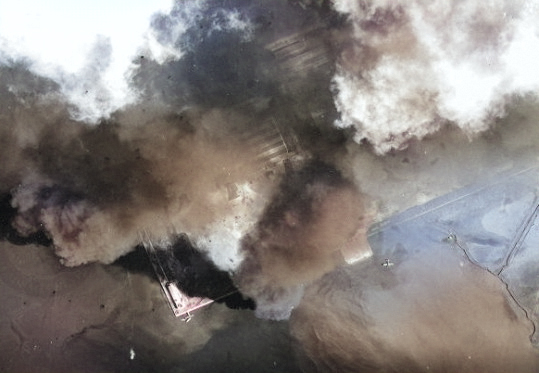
[{"x1": 381, "y1": 258, "x2": 394, "y2": 268}]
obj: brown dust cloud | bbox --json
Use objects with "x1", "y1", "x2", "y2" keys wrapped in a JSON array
[{"x1": 1, "y1": 1, "x2": 539, "y2": 372}]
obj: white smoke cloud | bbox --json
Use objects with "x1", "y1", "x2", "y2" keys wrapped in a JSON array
[
  {"x1": 332, "y1": 0, "x2": 539, "y2": 154},
  {"x1": 0, "y1": 0, "x2": 175, "y2": 123},
  {"x1": 0, "y1": 0, "x2": 255, "y2": 124}
]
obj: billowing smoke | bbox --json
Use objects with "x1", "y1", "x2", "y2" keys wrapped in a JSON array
[
  {"x1": 0, "y1": 1, "x2": 174, "y2": 123},
  {"x1": 1, "y1": 0, "x2": 539, "y2": 371},
  {"x1": 5, "y1": 106, "x2": 269, "y2": 267},
  {"x1": 332, "y1": 0, "x2": 539, "y2": 154},
  {"x1": 0, "y1": 1, "x2": 349, "y2": 275},
  {"x1": 235, "y1": 160, "x2": 370, "y2": 319}
]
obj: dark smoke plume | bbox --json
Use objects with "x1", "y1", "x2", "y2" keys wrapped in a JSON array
[
  {"x1": 235, "y1": 160, "x2": 370, "y2": 319},
  {"x1": 1, "y1": 1, "x2": 539, "y2": 371},
  {"x1": 5, "y1": 106, "x2": 270, "y2": 266},
  {"x1": 0, "y1": 0, "x2": 349, "y2": 269}
]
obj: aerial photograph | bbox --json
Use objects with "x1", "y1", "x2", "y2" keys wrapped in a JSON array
[{"x1": 1, "y1": 1, "x2": 539, "y2": 372}]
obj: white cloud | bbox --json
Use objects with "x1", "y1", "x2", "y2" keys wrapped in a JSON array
[
  {"x1": 332, "y1": 0, "x2": 539, "y2": 154},
  {"x1": 0, "y1": 0, "x2": 174, "y2": 123}
]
